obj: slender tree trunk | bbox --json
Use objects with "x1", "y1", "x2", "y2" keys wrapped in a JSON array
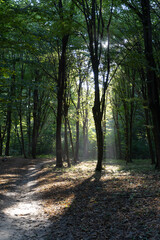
[
  {"x1": 124, "y1": 102, "x2": 131, "y2": 163},
  {"x1": 67, "y1": 119, "x2": 75, "y2": 162},
  {"x1": 56, "y1": 35, "x2": 69, "y2": 168},
  {"x1": 124, "y1": 119, "x2": 130, "y2": 163},
  {"x1": 15, "y1": 124, "x2": 22, "y2": 155},
  {"x1": 64, "y1": 116, "x2": 71, "y2": 167},
  {"x1": 140, "y1": 69, "x2": 156, "y2": 165},
  {"x1": 27, "y1": 88, "x2": 31, "y2": 156},
  {"x1": 93, "y1": 111, "x2": 103, "y2": 171},
  {"x1": 0, "y1": 126, "x2": 3, "y2": 156},
  {"x1": 5, "y1": 68, "x2": 15, "y2": 156},
  {"x1": 141, "y1": 0, "x2": 160, "y2": 168},
  {"x1": 113, "y1": 110, "x2": 122, "y2": 159},
  {"x1": 83, "y1": 114, "x2": 89, "y2": 159},
  {"x1": 75, "y1": 78, "x2": 82, "y2": 162},
  {"x1": 5, "y1": 109, "x2": 12, "y2": 156},
  {"x1": 82, "y1": 80, "x2": 89, "y2": 159},
  {"x1": 92, "y1": 71, "x2": 103, "y2": 171},
  {"x1": 19, "y1": 65, "x2": 26, "y2": 158},
  {"x1": 92, "y1": 68, "x2": 104, "y2": 171},
  {"x1": 32, "y1": 72, "x2": 39, "y2": 159},
  {"x1": 63, "y1": 89, "x2": 71, "y2": 167},
  {"x1": 56, "y1": 87, "x2": 63, "y2": 167},
  {"x1": 144, "y1": 108, "x2": 155, "y2": 164},
  {"x1": 19, "y1": 109, "x2": 26, "y2": 158},
  {"x1": 129, "y1": 76, "x2": 135, "y2": 162}
]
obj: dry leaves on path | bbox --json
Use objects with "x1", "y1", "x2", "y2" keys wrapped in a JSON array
[{"x1": 36, "y1": 159, "x2": 160, "y2": 240}]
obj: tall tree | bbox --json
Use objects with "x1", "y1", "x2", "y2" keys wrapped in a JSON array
[
  {"x1": 140, "y1": 0, "x2": 160, "y2": 168},
  {"x1": 74, "y1": 0, "x2": 113, "y2": 171}
]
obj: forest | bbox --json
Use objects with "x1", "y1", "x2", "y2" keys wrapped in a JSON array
[
  {"x1": 1, "y1": 1, "x2": 160, "y2": 239},
  {"x1": 0, "y1": 0, "x2": 160, "y2": 171}
]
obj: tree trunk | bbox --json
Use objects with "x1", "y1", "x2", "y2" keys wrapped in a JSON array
[
  {"x1": 82, "y1": 80, "x2": 89, "y2": 159},
  {"x1": 129, "y1": 75, "x2": 135, "y2": 162},
  {"x1": 0, "y1": 126, "x2": 3, "y2": 156},
  {"x1": 32, "y1": 72, "x2": 39, "y2": 159},
  {"x1": 27, "y1": 87, "x2": 31, "y2": 156},
  {"x1": 5, "y1": 68, "x2": 15, "y2": 156},
  {"x1": 19, "y1": 109, "x2": 26, "y2": 158},
  {"x1": 113, "y1": 109, "x2": 122, "y2": 160},
  {"x1": 83, "y1": 115, "x2": 89, "y2": 159},
  {"x1": 0, "y1": 124, "x2": 7, "y2": 156},
  {"x1": 14, "y1": 124, "x2": 22, "y2": 155},
  {"x1": 5, "y1": 105, "x2": 12, "y2": 156},
  {"x1": 67, "y1": 119, "x2": 75, "y2": 162},
  {"x1": 92, "y1": 68, "x2": 103, "y2": 171},
  {"x1": 140, "y1": 68, "x2": 156, "y2": 165},
  {"x1": 124, "y1": 102, "x2": 131, "y2": 163},
  {"x1": 144, "y1": 108, "x2": 155, "y2": 164},
  {"x1": 64, "y1": 116, "x2": 71, "y2": 167},
  {"x1": 141, "y1": 0, "x2": 160, "y2": 168},
  {"x1": 93, "y1": 109, "x2": 103, "y2": 171},
  {"x1": 56, "y1": 35, "x2": 69, "y2": 168},
  {"x1": 19, "y1": 65, "x2": 26, "y2": 158},
  {"x1": 63, "y1": 89, "x2": 71, "y2": 167},
  {"x1": 75, "y1": 77, "x2": 82, "y2": 162}
]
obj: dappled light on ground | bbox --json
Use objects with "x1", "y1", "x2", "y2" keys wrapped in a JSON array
[
  {"x1": 0, "y1": 158, "x2": 52, "y2": 240},
  {"x1": 0, "y1": 157, "x2": 160, "y2": 239},
  {"x1": 34, "y1": 159, "x2": 160, "y2": 239},
  {"x1": 4, "y1": 201, "x2": 42, "y2": 218}
]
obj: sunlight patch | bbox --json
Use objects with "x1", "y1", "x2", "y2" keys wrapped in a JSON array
[
  {"x1": 3, "y1": 201, "x2": 42, "y2": 218},
  {"x1": 105, "y1": 165, "x2": 120, "y2": 173}
]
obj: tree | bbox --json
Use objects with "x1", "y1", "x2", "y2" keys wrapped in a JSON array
[
  {"x1": 74, "y1": 0, "x2": 113, "y2": 171},
  {"x1": 123, "y1": 0, "x2": 160, "y2": 168}
]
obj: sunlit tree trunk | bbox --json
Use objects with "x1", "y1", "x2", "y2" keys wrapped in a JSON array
[
  {"x1": 63, "y1": 88, "x2": 71, "y2": 167},
  {"x1": 67, "y1": 119, "x2": 75, "y2": 162},
  {"x1": 75, "y1": 76, "x2": 82, "y2": 162}
]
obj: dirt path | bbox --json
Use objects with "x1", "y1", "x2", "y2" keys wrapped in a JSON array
[{"x1": 0, "y1": 158, "x2": 52, "y2": 240}]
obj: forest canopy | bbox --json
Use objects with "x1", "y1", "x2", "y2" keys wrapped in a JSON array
[{"x1": 0, "y1": 0, "x2": 160, "y2": 171}]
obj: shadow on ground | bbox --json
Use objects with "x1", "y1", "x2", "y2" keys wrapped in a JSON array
[
  {"x1": 0, "y1": 158, "x2": 160, "y2": 240},
  {"x1": 37, "y1": 160, "x2": 160, "y2": 240}
]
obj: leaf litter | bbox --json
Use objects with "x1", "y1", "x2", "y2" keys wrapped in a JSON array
[
  {"x1": 0, "y1": 157, "x2": 159, "y2": 240},
  {"x1": 36, "y1": 159, "x2": 160, "y2": 240}
]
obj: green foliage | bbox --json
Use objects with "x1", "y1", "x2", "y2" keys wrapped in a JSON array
[{"x1": 0, "y1": 0, "x2": 158, "y2": 165}]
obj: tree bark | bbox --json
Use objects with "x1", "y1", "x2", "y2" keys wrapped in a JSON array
[
  {"x1": 0, "y1": 126, "x2": 3, "y2": 156},
  {"x1": 144, "y1": 108, "x2": 155, "y2": 164},
  {"x1": 67, "y1": 119, "x2": 75, "y2": 162},
  {"x1": 56, "y1": 35, "x2": 69, "y2": 168},
  {"x1": 92, "y1": 69, "x2": 103, "y2": 171},
  {"x1": 75, "y1": 77, "x2": 82, "y2": 162},
  {"x1": 63, "y1": 88, "x2": 71, "y2": 167},
  {"x1": 19, "y1": 65, "x2": 26, "y2": 158},
  {"x1": 32, "y1": 72, "x2": 39, "y2": 159},
  {"x1": 113, "y1": 110, "x2": 122, "y2": 159},
  {"x1": 141, "y1": 0, "x2": 160, "y2": 168},
  {"x1": 19, "y1": 108, "x2": 26, "y2": 158},
  {"x1": 27, "y1": 87, "x2": 31, "y2": 156},
  {"x1": 64, "y1": 116, "x2": 71, "y2": 167},
  {"x1": 5, "y1": 70, "x2": 15, "y2": 156}
]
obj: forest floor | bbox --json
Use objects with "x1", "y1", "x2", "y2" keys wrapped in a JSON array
[{"x1": 0, "y1": 157, "x2": 160, "y2": 240}]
